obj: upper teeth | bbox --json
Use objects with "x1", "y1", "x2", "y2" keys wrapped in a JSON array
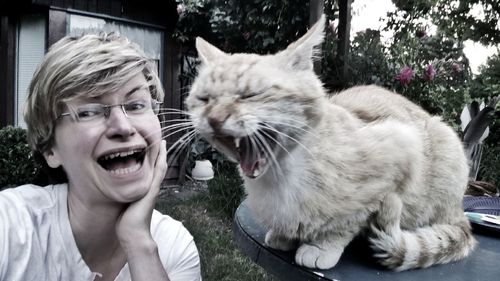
[
  {"x1": 235, "y1": 138, "x2": 241, "y2": 149},
  {"x1": 103, "y1": 149, "x2": 141, "y2": 160}
]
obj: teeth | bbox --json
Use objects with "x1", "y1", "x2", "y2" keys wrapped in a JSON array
[
  {"x1": 253, "y1": 167, "x2": 261, "y2": 177},
  {"x1": 103, "y1": 149, "x2": 141, "y2": 160},
  {"x1": 235, "y1": 138, "x2": 241, "y2": 149},
  {"x1": 108, "y1": 163, "x2": 141, "y2": 175}
]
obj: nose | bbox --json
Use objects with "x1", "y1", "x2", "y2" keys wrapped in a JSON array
[
  {"x1": 208, "y1": 113, "x2": 229, "y2": 132},
  {"x1": 105, "y1": 106, "x2": 136, "y2": 139}
]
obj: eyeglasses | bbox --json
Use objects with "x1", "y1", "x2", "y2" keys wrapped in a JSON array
[{"x1": 58, "y1": 99, "x2": 162, "y2": 123}]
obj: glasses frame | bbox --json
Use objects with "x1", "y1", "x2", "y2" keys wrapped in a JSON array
[{"x1": 57, "y1": 99, "x2": 162, "y2": 123}]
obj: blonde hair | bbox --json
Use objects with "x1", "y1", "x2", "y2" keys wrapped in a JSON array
[{"x1": 24, "y1": 32, "x2": 164, "y2": 153}]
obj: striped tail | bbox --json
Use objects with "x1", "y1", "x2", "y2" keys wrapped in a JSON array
[{"x1": 369, "y1": 194, "x2": 477, "y2": 271}]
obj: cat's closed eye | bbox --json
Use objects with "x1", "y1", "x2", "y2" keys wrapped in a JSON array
[
  {"x1": 197, "y1": 95, "x2": 209, "y2": 102},
  {"x1": 241, "y1": 92, "x2": 260, "y2": 99}
]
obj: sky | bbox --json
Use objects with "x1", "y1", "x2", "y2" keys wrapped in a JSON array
[{"x1": 350, "y1": 0, "x2": 498, "y2": 74}]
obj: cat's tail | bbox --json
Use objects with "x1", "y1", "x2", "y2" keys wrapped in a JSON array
[{"x1": 369, "y1": 194, "x2": 477, "y2": 271}]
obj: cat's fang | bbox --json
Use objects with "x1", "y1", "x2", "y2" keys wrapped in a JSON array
[
  {"x1": 235, "y1": 137, "x2": 241, "y2": 149},
  {"x1": 253, "y1": 167, "x2": 261, "y2": 177}
]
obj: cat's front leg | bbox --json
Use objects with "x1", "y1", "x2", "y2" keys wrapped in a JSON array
[
  {"x1": 295, "y1": 234, "x2": 354, "y2": 269},
  {"x1": 264, "y1": 229, "x2": 299, "y2": 251}
]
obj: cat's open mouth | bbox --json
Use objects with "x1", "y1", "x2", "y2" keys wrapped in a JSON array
[{"x1": 213, "y1": 131, "x2": 278, "y2": 179}]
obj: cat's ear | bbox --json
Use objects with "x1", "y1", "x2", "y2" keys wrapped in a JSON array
[
  {"x1": 196, "y1": 37, "x2": 226, "y2": 65},
  {"x1": 278, "y1": 14, "x2": 325, "y2": 71}
]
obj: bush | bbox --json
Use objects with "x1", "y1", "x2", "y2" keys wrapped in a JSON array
[
  {"x1": 479, "y1": 144, "x2": 500, "y2": 188},
  {"x1": 0, "y1": 126, "x2": 41, "y2": 189}
]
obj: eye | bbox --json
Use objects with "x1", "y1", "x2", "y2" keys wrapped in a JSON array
[
  {"x1": 241, "y1": 92, "x2": 259, "y2": 99},
  {"x1": 76, "y1": 104, "x2": 103, "y2": 120},
  {"x1": 124, "y1": 100, "x2": 147, "y2": 112},
  {"x1": 197, "y1": 96, "x2": 209, "y2": 103}
]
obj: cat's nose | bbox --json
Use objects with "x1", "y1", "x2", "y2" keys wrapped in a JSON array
[{"x1": 208, "y1": 116, "x2": 225, "y2": 132}]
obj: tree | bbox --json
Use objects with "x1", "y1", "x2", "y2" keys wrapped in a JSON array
[
  {"x1": 388, "y1": 0, "x2": 500, "y2": 46},
  {"x1": 174, "y1": 0, "x2": 309, "y2": 54}
]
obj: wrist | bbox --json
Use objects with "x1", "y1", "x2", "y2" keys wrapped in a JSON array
[{"x1": 121, "y1": 235, "x2": 158, "y2": 257}]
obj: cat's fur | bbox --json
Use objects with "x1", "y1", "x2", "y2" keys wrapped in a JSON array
[{"x1": 185, "y1": 15, "x2": 476, "y2": 271}]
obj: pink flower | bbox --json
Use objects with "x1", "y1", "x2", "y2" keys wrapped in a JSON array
[
  {"x1": 396, "y1": 66, "x2": 414, "y2": 86},
  {"x1": 177, "y1": 4, "x2": 185, "y2": 17},
  {"x1": 424, "y1": 64, "x2": 436, "y2": 81},
  {"x1": 452, "y1": 63, "x2": 462, "y2": 74}
]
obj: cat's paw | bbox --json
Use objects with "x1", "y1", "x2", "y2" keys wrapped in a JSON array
[
  {"x1": 264, "y1": 230, "x2": 297, "y2": 251},
  {"x1": 295, "y1": 243, "x2": 343, "y2": 269}
]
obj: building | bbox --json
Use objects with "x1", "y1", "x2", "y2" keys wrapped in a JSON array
[{"x1": 0, "y1": 0, "x2": 185, "y2": 182}]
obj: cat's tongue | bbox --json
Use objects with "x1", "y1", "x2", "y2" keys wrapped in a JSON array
[
  {"x1": 239, "y1": 147, "x2": 262, "y2": 178},
  {"x1": 240, "y1": 158, "x2": 260, "y2": 178}
]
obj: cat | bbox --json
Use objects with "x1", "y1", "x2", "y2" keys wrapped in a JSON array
[{"x1": 184, "y1": 14, "x2": 477, "y2": 271}]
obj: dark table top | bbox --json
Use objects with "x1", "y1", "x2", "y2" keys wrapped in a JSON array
[{"x1": 233, "y1": 199, "x2": 500, "y2": 281}]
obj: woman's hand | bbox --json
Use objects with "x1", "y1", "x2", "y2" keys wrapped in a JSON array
[
  {"x1": 115, "y1": 140, "x2": 170, "y2": 280},
  {"x1": 115, "y1": 139, "x2": 167, "y2": 246}
]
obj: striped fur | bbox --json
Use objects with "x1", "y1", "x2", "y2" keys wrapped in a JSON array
[{"x1": 370, "y1": 194, "x2": 476, "y2": 271}]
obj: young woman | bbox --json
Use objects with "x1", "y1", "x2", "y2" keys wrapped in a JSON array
[{"x1": 0, "y1": 33, "x2": 201, "y2": 280}]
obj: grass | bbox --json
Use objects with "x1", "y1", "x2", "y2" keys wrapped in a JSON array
[{"x1": 156, "y1": 192, "x2": 277, "y2": 281}]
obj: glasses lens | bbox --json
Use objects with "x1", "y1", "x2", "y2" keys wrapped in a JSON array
[
  {"x1": 123, "y1": 99, "x2": 149, "y2": 115},
  {"x1": 68, "y1": 99, "x2": 160, "y2": 123},
  {"x1": 74, "y1": 104, "x2": 105, "y2": 122}
]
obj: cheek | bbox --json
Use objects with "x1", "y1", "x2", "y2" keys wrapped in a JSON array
[
  {"x1": 140, "y1": 116, "x2": 162, "y2": 143},
  {"x1": 56, "y1": 126, "x2": 99, "y2": 156}
]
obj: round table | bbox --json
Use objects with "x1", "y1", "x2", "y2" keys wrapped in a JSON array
[{"x1": 233, "y1": 199, "x2": 500, "y2": 281}]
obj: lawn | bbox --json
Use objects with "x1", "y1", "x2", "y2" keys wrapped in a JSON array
[{"x1": 156, "y1": 188, "x2": 277, "y2": 281}]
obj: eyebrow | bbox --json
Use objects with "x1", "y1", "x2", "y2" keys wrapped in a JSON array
[{"x1": 125, "y1": 84, "x2": 149, "y2": 98}]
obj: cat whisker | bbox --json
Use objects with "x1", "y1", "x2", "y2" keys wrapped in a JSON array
[
  {"x1": 259, "y1": 123, "x2": 314, "y2": 158},
  {"x1": 263, "y1": 119, "x2": 318, "y2": 139},
  {"x1": 166, "y1": 130, "x2": 198, "y2": 166},
  {"x1": 141, "y1": 120, "x2": 193, "y2": 142},
  {"x1": 257, "y1": 115, "x2": 318, "y2": 139},
  {"x1": 254, "y1": 130, "x2": 285, "y2": 180}
]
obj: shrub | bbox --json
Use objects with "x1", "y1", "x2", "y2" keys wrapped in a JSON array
[{"x1": 0, "y1": 126, "x2": 41, "y2": 189}]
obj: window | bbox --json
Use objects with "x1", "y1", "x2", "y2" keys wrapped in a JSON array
[
  {"x1": 68, "y1": 14, "x2": 164, "y2": 77},
  {"x1": 16, "y1": 14, "x2": 46, "y2": 128}
]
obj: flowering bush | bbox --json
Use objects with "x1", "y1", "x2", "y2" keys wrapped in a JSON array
[
  {"x1": 340, "y1": 29, "x2": 472, "y2": 127},
  {"x1": 396, "y1": 66, "x2": 414, "y2": 86}
]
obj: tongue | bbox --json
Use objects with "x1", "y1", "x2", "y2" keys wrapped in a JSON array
[
  {"x1": 239, "y1": 145, "x2": 261, "y2": 178},
  {"x1": 240, "y1": 158, "x2": 259, "y2": 178}
]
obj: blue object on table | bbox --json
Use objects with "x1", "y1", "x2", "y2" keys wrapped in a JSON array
[
  {"x1": 463, "y1": 196, "x2": 500, "y2": 233},
  {"x1": 234, "y1": 198, "x2": 500, "y2": 281},
  {"x1": 463, "y1": 196, "x2": 500, "y2": 215}
]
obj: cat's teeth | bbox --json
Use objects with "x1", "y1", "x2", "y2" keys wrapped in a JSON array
[
  {"x1": 235, "y1": 138, "x2": 241, "y2": 149},
  {"x1": 253, "y1": 168, "x2": 260, "y2": 177}
]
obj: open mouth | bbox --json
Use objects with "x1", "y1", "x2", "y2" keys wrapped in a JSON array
[
  {"x1": 97, "y1": 148, "x2": 146, "y2": 175},
  {"x1": 213, "y1": 130, "x2": 278, "y2": 179}
]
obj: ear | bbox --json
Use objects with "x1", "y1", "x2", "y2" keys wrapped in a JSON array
[
  {"x1": 279, "y1": 14, "x2": 325, "y2": 71},
  {"x1": 43, "y1": 149, "x2": 62, "y2": 169},
  {"x1": 195, "y1": 37, "x2": 226, "y2": 65}
]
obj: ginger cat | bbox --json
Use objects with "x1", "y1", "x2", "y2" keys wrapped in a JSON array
[{"x1": 185, "y1": 15, "x2": 476, "y2": 270}]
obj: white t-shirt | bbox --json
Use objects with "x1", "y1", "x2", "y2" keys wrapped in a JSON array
[{"x1": 0, "y1": 184, "x2": 201, "y2": 281}]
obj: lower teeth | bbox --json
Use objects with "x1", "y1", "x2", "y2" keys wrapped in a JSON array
[{"x1": 108, "y1": 163, "x2": 141, "y2": 175}]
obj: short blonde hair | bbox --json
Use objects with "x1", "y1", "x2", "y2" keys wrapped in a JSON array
[{"x1": 24, "y1": 32, "x2": 164, "y2": 153}]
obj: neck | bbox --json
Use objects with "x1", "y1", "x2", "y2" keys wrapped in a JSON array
[{"x1": 67, "y1": 186, "x2": 126, "y2": 273}]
